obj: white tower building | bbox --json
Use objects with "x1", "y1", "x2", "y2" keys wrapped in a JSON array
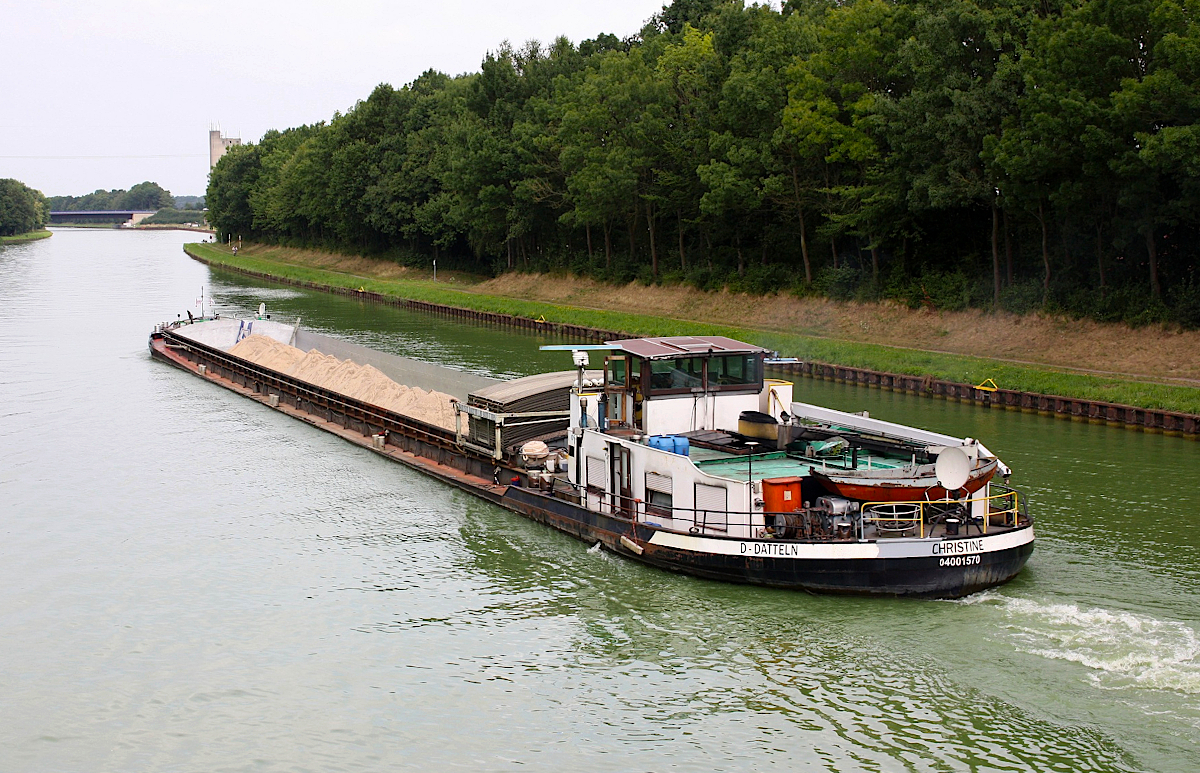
[{"x1": 209, "y1": 128, "x2": 241, "y2": 169}]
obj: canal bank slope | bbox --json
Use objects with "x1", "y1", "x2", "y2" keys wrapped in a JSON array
[
  {"x1": 183, "y1": 242, "x2": 1200, "y2": 422},
  {"x1": 0, "y1": 230, "x2": 51, "y2": 244}
]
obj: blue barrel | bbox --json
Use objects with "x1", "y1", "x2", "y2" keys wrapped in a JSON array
[
  {"x1": 649, "y1": 435, "x2": 672, "y2": 452},
  {"x1": 672, "y1": 435, "x2": 690, "y2": 457}
]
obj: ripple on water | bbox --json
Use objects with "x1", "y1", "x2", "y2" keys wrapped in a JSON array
[{"x1": 3, "y1": 231, "x2": 1197, "y2": 772}]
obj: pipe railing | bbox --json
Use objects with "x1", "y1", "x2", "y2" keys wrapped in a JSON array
[
  {"x1": 860, "y1": 487, "x2": 1024, "y2": 538},
  {"x1": 540, "y1": 476, "x2": 1029, "y2": 543}
]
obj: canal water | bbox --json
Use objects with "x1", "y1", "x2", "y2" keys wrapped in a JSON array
[{"x1": 2, "y1": 229, "x2": 1198, "y2": 772}]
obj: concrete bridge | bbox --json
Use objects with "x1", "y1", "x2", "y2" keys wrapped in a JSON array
[{"x1": 49, "y1": 210, "x2": 157, "y2": 225}]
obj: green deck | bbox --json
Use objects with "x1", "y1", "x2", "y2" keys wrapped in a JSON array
[{"x1": 689, "y1": 447, "x2": 911, "y2": 482}]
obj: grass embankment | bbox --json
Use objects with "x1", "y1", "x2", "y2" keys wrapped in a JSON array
[
  {"x1": 0, "y1": 230, "x2": 52, "y2": 244},
  {"x1": 185, "y1": 242, "x2": 1200, "y2": 415}
]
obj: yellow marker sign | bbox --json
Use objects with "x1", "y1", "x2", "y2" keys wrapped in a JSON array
[
  {"x1": 975, "y1": 378, "x2": 999, "y2": 392},
  {"x1": 536, "y1": 315, "x2": 547, "y2": 323}
]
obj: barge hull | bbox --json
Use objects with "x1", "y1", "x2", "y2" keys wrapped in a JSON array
[
  {"x1": 505, "y1": 487, "x2": 1033, "y2": 597},
  {"x1": 150, "y1": 329, "x2": 1031, "y2": 598}
]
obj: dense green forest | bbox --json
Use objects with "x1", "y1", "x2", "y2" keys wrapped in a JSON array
[
  {"x1": 173, "y1": 195, "x2": 206, "y2": 209},
  {"x1": 142, "y1": 207, "x2": 209, "y2": 225},
  {"x1": 0, "y1": 179, "x2": 48, "y2": 236},
  {"x1": 206, "y1": 0, "x2": 1200, "y2": 327},
  {"x1": 48, "y1": 181, "x2": 175, "y2": 212}
]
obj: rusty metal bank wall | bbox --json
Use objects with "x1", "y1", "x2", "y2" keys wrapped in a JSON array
[{"x1": 186, "y1": 250, "x2": 1199, "y2": 438}]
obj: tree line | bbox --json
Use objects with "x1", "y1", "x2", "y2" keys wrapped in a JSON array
[
  {"x1": 48, "y1": 181, "x2": 175, "y2": 213},
  {"x1": 206, "y1": 0, "x2": 1200, "y2": 328},
  {"x1": 143, "y1": 207, "x2": 209, "y2": 225},
  {"x1": 0, "y1": 179, "x2": 48, "y2": 236}
]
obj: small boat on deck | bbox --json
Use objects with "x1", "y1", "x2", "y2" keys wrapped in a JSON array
[
  {"x1": 812, "y1": 456, "x2": 999, "y2": 502},
  {"x1": 150, "y1": 317, "x2": 1034, "y2": 598}
]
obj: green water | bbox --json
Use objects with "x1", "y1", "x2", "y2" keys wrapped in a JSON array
[{"x1": 2, "y1": 229, "x2": 1197, "y2": 772}]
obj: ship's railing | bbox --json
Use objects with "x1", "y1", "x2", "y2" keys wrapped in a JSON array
[
  {"x1": 536, "y1": 477, "x2": 869, "y2": 541},
  {"x1": 527, "y1": 472, "x2": 1029, "y2": 541},
  {"x1": 860, "y1": 486, "x2": 1025, "y2": 538},
  {"x1": 534, "y1": 475, "x2": 764, "y2": 534}
]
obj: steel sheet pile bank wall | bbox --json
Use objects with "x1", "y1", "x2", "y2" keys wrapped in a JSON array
[{"x1": 185, "y1": 248, "x2": 1200, "y2": 438}]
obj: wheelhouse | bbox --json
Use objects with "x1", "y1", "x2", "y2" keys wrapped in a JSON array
[{"x1": 562, "y1": 335, "x2": 1026, "y2": 549}]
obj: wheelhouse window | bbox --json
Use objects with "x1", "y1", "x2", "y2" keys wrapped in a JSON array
[
  {"x1": 648, "y1": 356, "x2": 703, "y2": 393},
  {"x1": 709, "y1": 354, "x2": 760, "y2": 389},
  {"x1": 607, "y1": 357, "x2": 627, "y2": 388},
  {"x1": 610, "y1": 346, "x2": 761, "y2": 396},
  {"x1": 606, "y1": 356, "x2": 643, "y2": 388}
]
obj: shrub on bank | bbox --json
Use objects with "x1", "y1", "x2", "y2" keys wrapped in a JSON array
[{"x1": 142, "y1": 208, "x2": 208, "y2": 226}]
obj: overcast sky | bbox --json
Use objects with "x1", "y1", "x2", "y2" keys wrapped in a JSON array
[{"x1": 1, "y1": 0, "x2": 667, "y2": 198}]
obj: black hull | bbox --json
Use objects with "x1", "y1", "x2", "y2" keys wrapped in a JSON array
[
  {"x1": 151, "y1": 329, "x2": 1033, "y2": 599},
  {"x1": 503, "y1": 487, "x2": 1033, "y2": 598}
]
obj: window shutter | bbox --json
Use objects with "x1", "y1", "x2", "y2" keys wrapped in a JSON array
[
  {"x1": 695, "y1": 483, "x2": 728, "y2": 531},
  {"x1": 645, "y1": 472, "x2": 672, "y2": 494},
  {"x1": 586, "y1": 456, "x2": 606, "y2": 489}
]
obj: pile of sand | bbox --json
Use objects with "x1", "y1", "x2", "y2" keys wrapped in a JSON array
[{"x1": 229, "y1": 334, "x2": 457, "y2": 430}]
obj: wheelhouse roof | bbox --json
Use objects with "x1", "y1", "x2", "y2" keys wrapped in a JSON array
[{"x1": 606, "y1": 336, "x2": 768, "y2": 360}]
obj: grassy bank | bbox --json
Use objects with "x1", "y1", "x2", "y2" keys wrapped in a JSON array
[
  {"x1": 185, "y1": 242, "x2": 1200, "y2": 415},
  {"x1": 0, "y1": 230, "x2": 52, "y2": 244}
]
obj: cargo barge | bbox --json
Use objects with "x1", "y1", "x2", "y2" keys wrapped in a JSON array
[{"x1": 149, "y1": 312, "x2": 1033, "y2": 598}]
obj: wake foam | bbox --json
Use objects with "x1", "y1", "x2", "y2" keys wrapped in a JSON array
[{"x1": 959, "y1": 593, "x2": 1200, "y2": 695}]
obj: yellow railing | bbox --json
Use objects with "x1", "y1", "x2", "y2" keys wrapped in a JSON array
[{"x1": 860, "y1": 488, "x2": 1021, "y2": 538}]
